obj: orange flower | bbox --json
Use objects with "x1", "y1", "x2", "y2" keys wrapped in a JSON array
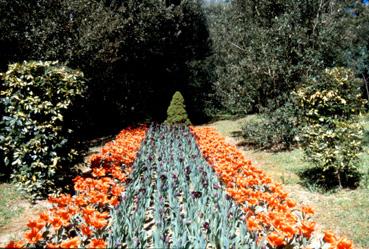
[
  {"x1": 280, "y1": 223, "x2": 298, "y2": 239},
  {"x1": 302, "y1": 206, "x2": 314, "y2": 216},
  {"x1": 111, "y1": 168, "x2": 126, "y2": 181},
  {"x1": 246, "y1": 217, "x2": 260, "y2": 231},
  {"x1": 88, "y1": 216, "x2": 108, "y2": 230},
  {"x1": 89, "y1": 154, "x2": 103, "y2": 168},
  {"x1": 336, "y1": 239, "x2": 353, "y2": 249},
  {"x1": 110, "y1": 196, "x2": 119, "y2": 206},
  {"x1": 286, "y1": 199, "x2": 296, "y2": 208},
  {"x1": 267, "y1": 232, "x2": 286, "y2": 247},
  {"x1": 192, "y1": 126, "x2": 345, "y2": 245},
  {"x1": 75, "y1": 195, "x2": 87, "y2": 206},
  {"x1": 60, "y1": 237, "x2": 80, "y2": 248},
  {"x1": 90, "y1": 192, "x2": 109, "y2": 205},
  {"x1": 27, "y1": 219, "x2": 45, "y2": 230},
  {"x1": 56, "y1": 209, "x2": 71, "y2": 222},
  {"x1": 300, "y1": 221, "x2": 316, "y2": 238},
  {"x1": 5, "y1": 241, "x2": 24, "y2": 248},
  {"x1": 82, "y1": 206, "x2": 96, "y2": 216},
  {"x1": 46, "y1": 242, "x2": 60, "y2": 248},
  {"x1": 48, "y1": 194, "x2": 72, "y2": 207},
  {"x1": 323, "y1": 230, "x2": 337, "y2": 244},
  {"x1": 92, "y1": 167, "x2": 106, "y2": 177},
  {"x1": 39, "y1": 212, "x2": 49, "y2": 222},
  {"x1": 111, "y1": 185, "x2": 124, "y2": 196},
  {"x1": 50, "y1": 217, "x2": 63, "y2": 230},
  {"x1": 80, "y1": 224, "x2": 93, "y2": 237},
  {"x1": 24, "y1": 228, "x2": 42, "y2": 244},
  {"x1": 95, "y1": 211, "x2": 109, "y2": 219},
  {"x1": 87, "y1": 238, "x2": 106, "y2": 248},
  {"x1": 11, "y1": 126, "x2": 147, "y2": 248}
]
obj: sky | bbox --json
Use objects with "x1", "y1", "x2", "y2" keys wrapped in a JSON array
[{"x1": 364, "y1": 0, "x2": 368, "y2": 4}]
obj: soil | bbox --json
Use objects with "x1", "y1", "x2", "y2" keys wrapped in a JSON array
[{"x1": 0, "y1": 200, "x2": 49, "y2": 245}]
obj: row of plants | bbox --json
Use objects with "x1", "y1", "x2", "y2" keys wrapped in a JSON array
[
  {"x1": 3, "y1": 126, "x2": 148, "y2": 248},
  {"x1": 191, "y1": 126, "x2": 354, "y2": 249},
  {"x1": 110, "y1": 124, "x2": 258, "y2": 248}
]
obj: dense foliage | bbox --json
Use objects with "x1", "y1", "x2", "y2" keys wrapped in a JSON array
[
  {"x1": 1, "y1": 0, "x2": 368, "y2": 129},
  {"x1": 0, "y1": 0, "x2": 213, "y2": 136},
  {"x1": 165, "y1": 91, "x2": 191, "y2": 125},
  {"x1": 242, "y1": 101, "x2": 300, "y2": 151},
  {"x1": 206, "y1": 0, "x2": 368, "y2": 115},
  {"x1": 0, "y1": 61, "x2": 86, "y2": 199},
  {"x1": 296, "y1": 67, "x2": 366, "y2": 187}
]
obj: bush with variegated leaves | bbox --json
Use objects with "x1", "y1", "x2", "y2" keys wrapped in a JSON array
[
  {"x1": 296, "y1": 67, "x2": 366, "y2": 187},
  {"x1": 0, "y1": 61, "x2": 86, "y2": 199}
]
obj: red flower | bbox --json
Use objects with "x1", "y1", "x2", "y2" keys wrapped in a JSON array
[
  {"x1": 324, "y1": 230, "x2": 337, "y2": 244},
  {"x1": 5, "y1": 241, "x2": 24, "y2": 248},
  {"x1": 87, "y1": 238, "x2": 106, "y2": 248},
  {"x1": 24, "y1": 228, "x2": 42, "y2": 244},
  {"x1": 267, "y1": 232, "x2": 286, "y2": 247},
  {"x1": 46, "y1": 242, "x2": 60, "y2": 248},
  {"x1": 336, "y1": 239, "x2": 353, "y2": 249},
  {"x1": 27, "y1": 219, "x2": 45, "y2": 230},
  {"x1": 300, "y1": 221, "x2": 316, "y2": 239},
  {"x1": 80, "y1": 224, "x2": 93, "y2": 237},
  {"x1": 60, "y1": 237, "x2": 80, "y2": 248},
  {"x1": 92, "y1": 167, "x2": 106, "y2": 177}
]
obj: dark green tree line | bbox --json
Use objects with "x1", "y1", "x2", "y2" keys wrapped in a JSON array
[
  {"x1": 206, "y1": 0, "x2": 369, "y2": 115},
  {"x1": 0, "y1": 0, "x2": 214, "y2": 138}
]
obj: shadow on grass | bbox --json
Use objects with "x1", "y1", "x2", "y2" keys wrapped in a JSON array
[
  {"x1": 231, "y1": 130, "x2": 243, "y2": 138},
  {"x1": 298, "y1": 167, "x2": 362, "y2": 192}
]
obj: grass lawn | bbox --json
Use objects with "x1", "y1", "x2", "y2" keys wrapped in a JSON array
[
  {"x1": 208, "y1": 115, "x2": 369, "y2": 249},
  {"x1": 0, "y1": 183, "x2": 30, "y2": 243},
  {"x1": 0, "y1": 183, "x2": 48, "y2": 244},
  {"x1": 0, "y1": 183, "x2": 24, "y2": 228}
]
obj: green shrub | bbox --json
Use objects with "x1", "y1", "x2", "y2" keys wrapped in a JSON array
[
  {"x1": 242, "y1": 101, "x2": 300, "y2": 151},
  {"x1": 165, "y1": 91, "x2": 191, "y2": 125},
  {"x1": 296, "y1": 67, "x2": 366, "y2": 188},
  {"x1": 0, "y1": 61, "x2": 86, "y2": 199}
]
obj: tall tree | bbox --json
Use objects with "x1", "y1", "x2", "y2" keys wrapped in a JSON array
[{"x1": 206, "y1": 0, "x2": 358, "y2": 115}]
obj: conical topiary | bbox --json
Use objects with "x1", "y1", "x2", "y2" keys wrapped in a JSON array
[{"x1": 165, "y1": 91, "x2": 191, "y2": 125}]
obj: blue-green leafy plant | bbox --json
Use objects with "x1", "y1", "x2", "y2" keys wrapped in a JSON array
[{"x1": 109, "y1": 124, "x2": 259, "y2": 248}]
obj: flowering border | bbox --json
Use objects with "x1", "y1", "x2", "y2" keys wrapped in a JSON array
[
  {"x1": 4, "y1": 126, "x2": 148, "y2": 248},
  {"x1": 191, "y1": 126, "x2": 353, "y2": 249}
]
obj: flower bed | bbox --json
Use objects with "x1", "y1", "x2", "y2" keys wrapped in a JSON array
[
  {"x1": 109, "y1": 124, "x2": 257, "y2": 248},
  {"x1": 4, "y1": 126, "x2": 147, "y2": 248},
  {"x1": 191, "y1": 126, "x2": 354, "y2": 249},
  {"x1": 3, "y1": 124, "x2": 354, "y2": 248}
]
